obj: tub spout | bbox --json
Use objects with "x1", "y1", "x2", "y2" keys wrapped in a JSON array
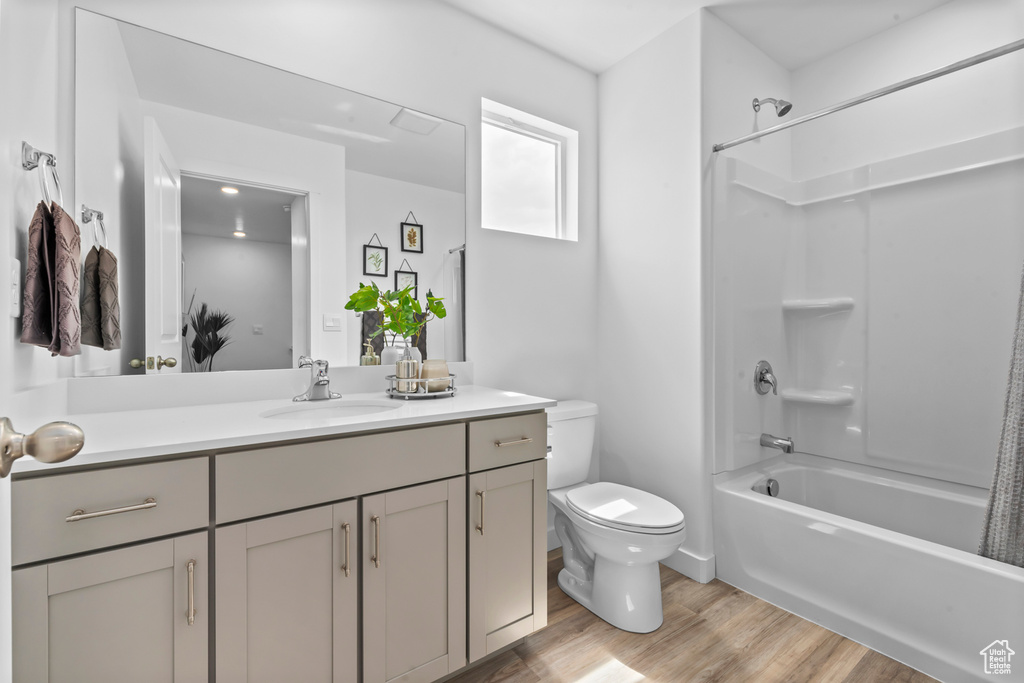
[{"x1": 760, "y1": 433, "x2": 794, "y2": 453}]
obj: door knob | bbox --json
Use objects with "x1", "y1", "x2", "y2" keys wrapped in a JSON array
[
  {"x1": 129, "y1": 357, "x2": 150, "y2": 369},
  {"x1": 157, "y1": 356, "x2": 177, "y2": 370},
  {"x1": 0, "y1": 417, "x2": 85, "y2": 478}
]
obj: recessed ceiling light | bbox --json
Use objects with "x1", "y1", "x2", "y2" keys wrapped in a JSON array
[
  {"x1": 233, "y1": 231, "x2": 246, "y2": 238},
  {"x1": 221, "y1": 187, "x2": 239, "y2": 195},
  {"x1": 389, "y1": 107, "x2": 443, "y2": 135}
]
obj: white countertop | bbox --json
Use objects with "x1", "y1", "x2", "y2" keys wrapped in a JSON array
[{"x1": 14, "y1": 385, "x2": 555, "y2": 476}]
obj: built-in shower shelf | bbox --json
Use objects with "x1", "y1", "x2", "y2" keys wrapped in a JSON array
[
  {"x1": 779, "y1": 389, "x2": 855, "y2": 406},
  {"x1": 781, "y1": 297, "x2": 855, "y2": 314}
]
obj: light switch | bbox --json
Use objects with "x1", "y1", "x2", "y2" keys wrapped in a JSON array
[
  {"x1": 252, "y1": 324, "x2": 264, "y2": 335},
  {"x1": 322, "y1": 314, "x2": 343, "y2": 332},
  {"x1": 10, "y1": 258, "x2": 21, "y2": 318}
]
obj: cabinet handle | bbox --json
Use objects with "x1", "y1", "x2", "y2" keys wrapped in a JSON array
[
  {"x1": 186, "y1": 559, "x2": 197, "y2": 626},
  {"x1": 476, "y1": 490, "x2": 486, "y2": 535},
  {"x1": 370, "y1": 515, "x2": 381, "y2": 569},
  {"x1": 66, "y1": 497, "x2": 156, "y2": 522},
  {"x1": 340, "y1": 522, "x2": 351, "y2": 577},
  {"x1": 494, "y1": 437, "x2": 532, "y2": 448}
]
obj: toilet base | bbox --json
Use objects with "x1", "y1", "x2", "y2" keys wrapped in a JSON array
[{"x1": 557, "y1": 556, "x2": 665, "y2": 634}]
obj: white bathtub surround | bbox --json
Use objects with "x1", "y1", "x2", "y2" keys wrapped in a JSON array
[
  {"x1": 714, "y1": 452, "x2": 1024, "y2": 683},
  {"x1": 980, "y1": 259, "x2": 1024, "y2": 569}
]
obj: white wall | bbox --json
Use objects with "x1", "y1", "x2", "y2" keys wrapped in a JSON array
[
  {"x1": 597, "y1": 13, "x2": 712, "y2": 582},
  {"x1": 344, "y1": 170, "x2": 464, "y2": 365},
  {"x1": 46, "y1": 0, "x2": 598, "y2": 403},
  {"x1": 792, "y1": 0, "x2": 1024, "y2": 179},
  {"x1": 181, "y1": 233, "x2": 292, "y2": 372}
]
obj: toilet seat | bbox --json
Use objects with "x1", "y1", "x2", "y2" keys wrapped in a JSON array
[{"x1": 566, "y1": 482, "x2": 685, "y2": 534}]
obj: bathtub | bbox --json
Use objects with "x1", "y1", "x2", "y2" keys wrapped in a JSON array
[{"x1": 713, "y1": 452, "x2": 1024, "y2": 683}]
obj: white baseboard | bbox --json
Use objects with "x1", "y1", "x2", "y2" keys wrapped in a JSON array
[{"x1": 662, "y1": 547, "x2": 716, "y2": 584}]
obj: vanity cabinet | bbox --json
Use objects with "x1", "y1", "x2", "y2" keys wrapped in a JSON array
[
  {"x1": 466, "y1": 414, "x2": 548, "y2": 663},
  {"x1": 363, "y1": 478, "x2": 466, "y2": 683},
  {"x1": 216, "y1": 501, "x2": 359, "y2": 683},
  {"x1": 13, "y1": 531, "x2": 209, "y2": 683}
]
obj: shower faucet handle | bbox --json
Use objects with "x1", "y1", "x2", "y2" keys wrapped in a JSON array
[{"x1": 755, "y1": 360, "x2": 778, "y2": 396}]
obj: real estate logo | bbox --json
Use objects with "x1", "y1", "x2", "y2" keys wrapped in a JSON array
[{"x1": 980, "y1": 640, "x2": 1014, "y2": 675}]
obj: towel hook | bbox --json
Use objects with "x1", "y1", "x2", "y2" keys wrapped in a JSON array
[
  {"x1": 81, "y1": 205, "x2": 108, "y2": 248},
  {"x1": 21, "y1": 141, "x2": 63, "y2": 207}
]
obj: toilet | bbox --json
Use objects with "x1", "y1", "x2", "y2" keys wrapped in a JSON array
[{"x1": 547, "y1": 400, "x2": 686, "y2": 633}]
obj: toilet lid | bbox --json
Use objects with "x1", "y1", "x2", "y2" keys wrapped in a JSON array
[{"x1": 566, "y1": 482, "x2": 685, "y2": 534}]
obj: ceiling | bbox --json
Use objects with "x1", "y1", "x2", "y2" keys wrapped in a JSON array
[
  {"x1": 436, "y1": 0, "x2": 954, "y2": 73},
  {"x1": 181, "y1": 175, "x2": 297, "y2": 245},
  {"x1": 117, "y1": 20, "x2": 465, "y2": 193}
]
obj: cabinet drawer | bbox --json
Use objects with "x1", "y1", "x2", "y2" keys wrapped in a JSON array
[
  {"x1": 12, "y1": 457, "x2": 209, "y2": 566},
  {"x1": 217, "y1": 423, "x2": 465, "y2": 523},
  {"x1": 468, "y1": 412, "x2": 546, "y2": 472}
]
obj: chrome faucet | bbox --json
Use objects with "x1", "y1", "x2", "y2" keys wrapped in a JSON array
[
  {"x1": 760, "y1": 433, "x2": 794, "y2": 453},
  {"x1": 754, "y1": 360, "x2": 778, "y2": 396},
  {"x1": 294, "y1": 356, "x2": 342, "y2": 402}
]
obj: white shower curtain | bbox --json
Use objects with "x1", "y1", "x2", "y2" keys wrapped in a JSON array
[
  {"x1": 980, "y1": 259, "x2": 1024, "y2": 568},
  {"x1": 442, "y1": 248, "x2": 464, "y2": 361}
]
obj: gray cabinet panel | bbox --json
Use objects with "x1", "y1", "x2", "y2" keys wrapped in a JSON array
[
  {"x1": 468, "y1": 460, "x2": 547, "y2": 662},
  {"x1": 363, "y1": 478, "x2": 466, "y2": 683},
  {"x1": 468, "y1": 413, "x2": 547, "y2": 472},
  {"x1": 217, "y1": 425, "x2": 464, "y2": 523},
  {"x1": 13, "y1": 532, "x2": 208, "y2": 683},
  {"x1": 12, "y1": 457, "x2": 209, "y2": 565},
  {"x1": 216, "y1": 501, "x2": 358, "y2": 683}
]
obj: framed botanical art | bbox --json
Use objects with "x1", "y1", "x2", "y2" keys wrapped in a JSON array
[
  {"x1": 395, "y1": 269, "x2": 418, "y2": 299},
  {"x1": 400, "y1": 221, "x2": 423, "y2": 253},
  {"x1": 363, "y1": 240, "x2": 388, "y2": 278}
]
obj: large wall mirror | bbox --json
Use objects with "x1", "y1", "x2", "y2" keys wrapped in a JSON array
[{"x1": 74, "y1": 9, "x2": 466, "y2": 377}]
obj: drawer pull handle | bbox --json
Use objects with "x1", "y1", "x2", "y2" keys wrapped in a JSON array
[
  {"x1": 340, "y1": 522, "x2": 351, "y2": 577},
  {"x1": 66, "y1": 497, "x2": 157, "y2": 523},
  {"x1": 476, "y1": 490, "x2": 486, "y2": 535},
  {"x1": 186, "y1": 558, "x2": 197, "y2": 626},
  {"x1": 370, "y1": 515, "x2": 381, "y2": 569},
  {"x1": 495, "y1": 437, "x2": 532, "y2": 448}
]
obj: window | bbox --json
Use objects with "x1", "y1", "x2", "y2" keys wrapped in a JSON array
[{"x1": 481, "y1": 98, "x2": 578, "y2": 241}]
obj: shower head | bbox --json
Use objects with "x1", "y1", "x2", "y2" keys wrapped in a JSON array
[{"x1": 752, "y1": 97, "x2": 793, "y2": 117}]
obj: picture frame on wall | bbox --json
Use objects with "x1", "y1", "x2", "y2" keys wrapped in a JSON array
[
  {"x1": 395, "y1": 269, "x2": 418, "y2": 299},
  {"x1": 363, "y1": 243, "x2": 388, "y2": 277},
  {"x1": 400, "y1": 221, "x2": 423, "y2": 253}
]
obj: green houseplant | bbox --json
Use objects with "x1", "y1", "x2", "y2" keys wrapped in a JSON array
[{"x1": 345, "y1": 282, "x2": 446, "y2": 357}]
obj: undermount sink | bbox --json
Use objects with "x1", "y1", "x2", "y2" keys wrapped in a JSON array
[{"x1": 261, "y1": 400, "x2": 400, "y2": 421}]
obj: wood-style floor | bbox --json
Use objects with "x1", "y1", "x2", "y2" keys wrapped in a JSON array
[{"x1": 449, "y1": 549, "x2": 936, "y2": 683}]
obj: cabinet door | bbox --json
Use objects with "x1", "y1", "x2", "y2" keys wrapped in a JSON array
[
  {"x1": 13, "y1": 531, "x2": 208, "y2": 683},
  {"x1": 216, "y1": 501, "x2": 358, "y2": 683},
  {"x1": 468, "y1": 460, "x2": 547, "y2": 662},
  {"x1": 363, "y1": 478, "x2": 466, "y2": 683}
]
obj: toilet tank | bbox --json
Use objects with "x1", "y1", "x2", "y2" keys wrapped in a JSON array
[{"x1": 545, "y1": 400, "x2": 598, "y2": 490}]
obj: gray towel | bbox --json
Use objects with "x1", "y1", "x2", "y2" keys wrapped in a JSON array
[
  {"x1": 979, "y1": 259, "x2": 1024, "y2": 567},
  {"x1": 47, "y1": 202, "x2": 81, "y2": 357},
  {"x1": 81, "y1": 246, "x2": 121, "y2": 350},
  {"x1": 19, "y1": 202, "x2": 54, "y2": 347}
]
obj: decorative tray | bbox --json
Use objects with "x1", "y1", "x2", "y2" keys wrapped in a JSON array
[{"x1": 384, "y1": 373, "x2": 457, "y2": 400}]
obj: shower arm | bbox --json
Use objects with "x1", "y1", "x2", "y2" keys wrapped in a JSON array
[{"x1": 713, "y1": 37, "x2": 1024, "y2": 152}]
